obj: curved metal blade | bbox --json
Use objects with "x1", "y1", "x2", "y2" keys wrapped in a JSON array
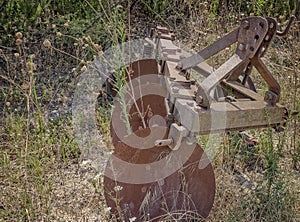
[
  {"x1": 104, "y1": 128, "x2": 215, "y2": 221},
  {"x1": 105, "y1": 59, "x2": 215, "y2": 221}
]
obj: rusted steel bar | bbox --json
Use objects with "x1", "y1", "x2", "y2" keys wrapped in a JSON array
[
  {"x1": 276, "y1": 15, "x2": 296, "y2": 36},
  {"x1": 177, "y1": 28, "x2": 239, "y2": 70}
]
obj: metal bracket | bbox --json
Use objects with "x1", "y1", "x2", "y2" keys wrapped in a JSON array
[
  {"x1": 154, "y1": 123, "x2": 188, "y2": 150},
  {"x1": 150, "y1": 15, "x2": 294, "y2": 139}
]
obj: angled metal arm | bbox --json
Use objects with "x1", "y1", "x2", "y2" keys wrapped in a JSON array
[{"x1": 177, "y1": 28, "x2": 239, "y2": 70}]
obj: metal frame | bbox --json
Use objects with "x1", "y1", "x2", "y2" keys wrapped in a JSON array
[{"x1": 147, "y1": 16, "x2": 295, "y2": 147}]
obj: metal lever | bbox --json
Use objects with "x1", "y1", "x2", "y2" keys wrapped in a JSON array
[{"x1": 276, "y1": 15, "x2": 296, "y2": 36}]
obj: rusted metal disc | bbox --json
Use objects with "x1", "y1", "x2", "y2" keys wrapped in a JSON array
[
  {"x1": 104, "y1": 128, "x2": 215, "y2": 221},
  {"x1": 109, "y1": 59, "x2": 167, "y2": 147},
  {"x1": 104, "y1": 59, "x2": 215, "y2": 221}
]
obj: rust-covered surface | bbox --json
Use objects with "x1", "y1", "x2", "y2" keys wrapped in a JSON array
[
  {"x1": 104, "y1": 128, "x2": 215, "y2": 221},
  {"x1": 101, "y1": 15, "x2": 295, "y2": 221},
  {"x1": 105, "y1": 58, "x2": 215, "y2": 221}
]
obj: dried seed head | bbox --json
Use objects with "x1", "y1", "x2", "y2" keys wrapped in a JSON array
[
  {"x1": 63, "y1": 23, "x2": 69, "y2": 28},
  {"x1": 77, "y1": 38, "x2": 84, "y2": 46},
  {"x1": 199, "y1": 3, "x2": 206, "y2": 11},
  {"x1": 95, "y1": 44, "x2": 102, "y2": 52},
  {"x1": 21, "y1": 82, "x2": 30, "y2": 90},
  {"x1": 85, "y1": 35, "x2": 92, "y2": 43},
  {"x1": 129, "y1": 217, "x2": 136, "y2": 222},
  {"x1": 43, "y1": 39, "x2": 51, "y2": 48},
  {"x1": 279, "y1": 15, "x2": 285, "y2": 21},
  {"x1": 52, "y1": 24, "x2": 57, "y2": 29},
  {"x1": 15, "y1": 32, "x2": 23, "y2": 39},
  {"x1": 56, "y1": 32, "x2": 62, "y2": 37},
  {"x1": 16, "y1": 39, "x2": 22, "y2": 46},
  {"x1": 80, "y1": 65, "x2": 87, "y2": 72},
  {"x1": 27, "y1": 61, "x2": 36, "y2": 71},
  {"x1": 14, "y1": 53, "x2": 20, "y2": 58}
]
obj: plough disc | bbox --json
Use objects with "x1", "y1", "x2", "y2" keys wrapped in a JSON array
[{"x1": 103, "y1": 60, "x2": 216, "y2": 221}]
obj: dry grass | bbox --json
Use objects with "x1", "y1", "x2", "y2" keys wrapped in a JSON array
[{"x1": 0, "y1": 1, "x2": 299, "y2": 221}]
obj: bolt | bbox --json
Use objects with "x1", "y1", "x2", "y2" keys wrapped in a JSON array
[
  {"x1": 238, "y1": 43, "x2": 245, "y2": 51},
  {"x1": 187, "y1": 101, "x2": 194, "y2": 107},
  {"x1": 242, "y1": 20, "x2": 250, "y2": 29},
  {"x1": 176, "y1": 63, "x2": 183, "y2": 69},
  {"x1": 167, "y1": 113, "x2": 174, "y2": 121},
  {"x1": 172, "y1": 87, "x2": 179, "y2": 93},
  {"x1": 179, "y1": 70, "x2": 187, "y2": 76},
  {"x1": 194, "y1": 106, "x2": 202, "y2": 112},
  {"x1": 264, "y1": 91, "x2": 272, "y2": 101},
  {"x1": 186, "y1": 135, "x2": 197, "y2": 145},
  {"x1": 197, "y1": 96, "x2": 203, "y2": 104},
  {"x1": 155, "y1": 138, "x2": 173, "y2": 147},
  {"x1": 141, "y1": 186, "x2": 147, "y2": 193}
]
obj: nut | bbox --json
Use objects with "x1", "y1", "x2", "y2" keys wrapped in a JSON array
[
  {"x1": 197, "y1": 96, "x2": 203, "y2": 104},
  {"x1": 242, "y1": 20, "x2": 250, "y2": 29},
  {"x1": 172, "y1": 87, "x2": 179, "y2": 93},
  {"x1": 238, "y1": 43, "x2": 245, "y2": 51},
  {"x1": 194, "y1": 106, "x2": 202, "y2": 112},
  {"x1": 187, "y1": 101, "x2": 194, "y2": 107}
]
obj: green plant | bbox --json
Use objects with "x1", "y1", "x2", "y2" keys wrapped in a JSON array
[{"x1": 0, "y1": 0, "x2": 49, "y2": 45}]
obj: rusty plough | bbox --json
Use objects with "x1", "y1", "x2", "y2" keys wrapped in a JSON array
[{"x1": 102, "y1": 16, "x2": 295, "y2": 221}]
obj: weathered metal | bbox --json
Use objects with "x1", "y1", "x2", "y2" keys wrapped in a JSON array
[
  {"x1": 105, "y1": 56, "x2": 215, "y2": 221},
  {"x1": 103, "y1": 15, "x2": 295, "y2": 221},
  {"x1": 104, "y1": 128, "x2": 215, "y2": 221}
]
